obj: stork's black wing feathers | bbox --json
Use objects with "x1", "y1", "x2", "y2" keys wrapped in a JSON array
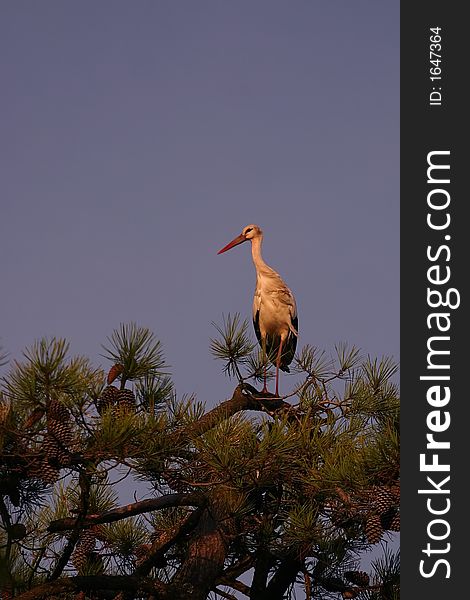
[
  {"x1": 280, "y1": 314, "x2": 298, "y2": 372},
  {"x1": 253, "y1": 309, "x2": 262, "y2": 347},
  {"x1": 252, "y1": 310, "x2": 298, "y2": 373}
]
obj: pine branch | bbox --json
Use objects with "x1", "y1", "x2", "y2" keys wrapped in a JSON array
[
  {"x1": 0, "y1": 494, "x2": 13, "y2": 529},
  {"x1": 210, "y1": 314, "x2": 256, "y2": 381},
  {"x1": 213, "y1": 588, "x2": 239, "y2": 600},
  {"x1": 47, "y1": 471, "x2": 92, "y2": 581},
  {"x1": 0, "y1": 495, "x2": 15, "y2": 600},
  {"x1": 14, "y1": 575, "x2": 167, "y2": 600},
  {"x1": 168, "y1": 509, "x2": 228, "y2": 600},
  {"x1": 101, "y1": 323, "x2": 167, "y2": 385},
  {"x1": 219, "y1": 579, "x2": 251, "y2": 597},
  {"x1": 250, "y1": 548, "x2": 272, "y2": 598},
  {"x1": 265, "y1": 553, "x2": 303, "y2": 600},
  {"x1": 134, "y1": 504, "x2": 206, "y2": 576},
  {"x1": 171, "y1": 385, "x2": 290, "y2": 445},
  {"x1": 215, "y1": 554, "x2": 254, "y2": 585},
  {"x1": 48, "y1": 492, "x2": 206, "y2": 533}
]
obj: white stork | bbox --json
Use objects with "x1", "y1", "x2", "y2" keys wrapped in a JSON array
[{"x1": 218, "y1": 224, "x2": 298, "y2": 396}]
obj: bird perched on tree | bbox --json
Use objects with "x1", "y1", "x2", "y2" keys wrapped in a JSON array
[{"x1": 218, "y1": 224, "x2": 298, "y2": 396}]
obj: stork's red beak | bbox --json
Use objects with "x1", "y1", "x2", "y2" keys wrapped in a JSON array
[{"x1": 217, "y1": 233, "x2": 246, "y2": 255}]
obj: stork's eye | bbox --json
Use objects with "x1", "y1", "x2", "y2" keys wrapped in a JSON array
[{"x1": 245, "y1": 227, "x2": 253, "y2": 234}]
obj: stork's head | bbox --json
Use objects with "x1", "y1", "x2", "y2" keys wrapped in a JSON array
[{"x1": 217, "y1": 224, "x2": 262, "y2": 254}]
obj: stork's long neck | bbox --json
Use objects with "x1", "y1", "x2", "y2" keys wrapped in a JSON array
[{"x1": 251, "y1": 235, "x2": 271, "y2": 275}]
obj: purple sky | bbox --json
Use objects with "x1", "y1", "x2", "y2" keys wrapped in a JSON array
[{"x1": 1, "y1": 1, "x2": 399, "y2": 408}]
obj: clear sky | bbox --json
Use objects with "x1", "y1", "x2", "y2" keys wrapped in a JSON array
[{"x1": 1, "y1": 1, "x2": 399, "y2": 408}]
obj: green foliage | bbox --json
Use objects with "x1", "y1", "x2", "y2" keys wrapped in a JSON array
[
  {"x1": 166, "y1": 393, "x2": 206, "y2": 427},
  {"x1": 0, "y1": 324, "x2": 399, "y2": 600},
  {"x1": 67, "y1": 477, "x2": 118, "y2": 514},
  {"x1": 334, "y1": 342, "x2": 363, "y2": 373},
  {"x1": 210, "y1": 313, "x2": 256, "y2": 380},
  {"x1": 91, "y1": 409, "x2": 142, "y2": 458},
  {"x1": 366, "y1": 548, "x2": 400, "y2": 600},
  {"x1": 135, "y1": 373, "x2": 173, "y2": 414},
  {"x1": 102, "y1": 322, "x2": 168, "y2": 384},
  {"x1": 3, "y1": 338, "x2": 97, "y2": 413},
  {"x1": 106, "y1": 517, "x2": 148, "y2": 561},
  {"x1": 244, "y1": 347, "x2": 275, "y2": 384},
  {"x1": 294, "y1": 344, "x2": 334, "y2": 379},
  {"x1": 283, "y1": 501, "x2": 321, "y2": 548}
]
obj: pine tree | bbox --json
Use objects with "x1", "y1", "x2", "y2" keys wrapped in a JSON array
[{"x1": 0, "y1": 321, "x2": 400, "y2": 600}]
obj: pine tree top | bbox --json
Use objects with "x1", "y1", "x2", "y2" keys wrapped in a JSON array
[{"x1": 0, "y1": 321, "x2": 399, "y2": 600}]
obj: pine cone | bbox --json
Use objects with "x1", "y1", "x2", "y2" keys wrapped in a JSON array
[
  {"x1": 164, "y1": 471, "x2": 188, "y2": 493},
  {"x1": 390, "y1": 482, "x2": 400, "y2": 501},
  {"x1": 43, "y1": 433, "x2": 70, "y2": 466},
  {"x1": 48, "y1": 399, "x2": 70, "y2": 421},
  {"x1": 91, "y1": 524, "x2": 107, "y2": 542},
  {"x1": 344, "y1": 571, "x2": 370, "y2": 587},
  {"x1": 48, "y1": 419, "x2": 73, "y2": 448},
  {"x1": 72, "y1": 529, "x2": 96, "y2": 572},
  {"x1": 380, "y1": 507, "x2": 395, "y2": 530},
  {"x1": 107, "y1": 363, "x2": 124, "y2": 385},
  {"x1": 42, "y1": 461, "x2": 61, "y2": 484},
  {"x1": 373, "y1": 486, "x2": 396, "y2": 515},
  {"x1": 42, "y1": 434, "x2": 60, "y2": 462},
  {"x1": 46, "y1": 400, "x2": 73, "y2": 458},
  {"x1": 96, "y1": 385, "x2": 119, "y2": 414},
  {"x1": 365, "y1": 514, "x2": 383, "y2": 544},
  {"x1": 28, "y1": 457, "x2": 60, "y2": 484},
  {"x1": 117, "y1": 388, "x2": 136, "y2": 413},
  {"x1": 330, "y1": 505, "x2": 356, "y2": 528},
  {"x1": 389, "y1": 511, "x2": 400, "y2": 532}
]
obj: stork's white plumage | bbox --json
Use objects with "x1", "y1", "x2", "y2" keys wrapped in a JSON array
[{"x1": 218, "y1": 224, "x2": 298, "y2": 396}]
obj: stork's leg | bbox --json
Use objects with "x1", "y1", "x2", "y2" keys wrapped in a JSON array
[
  {"x1": 275, "y1": 338, "x2": 284, "y2": 397},
  {"x1": 261, "y1": 337, "x2": 268, "y2": 394}
]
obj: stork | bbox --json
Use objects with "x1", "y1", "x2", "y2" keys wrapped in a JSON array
[{"x1": 218, "y1": 224, "x2": 298, "y2": 396}]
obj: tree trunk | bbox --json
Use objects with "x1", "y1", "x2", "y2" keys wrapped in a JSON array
[
  {"x1": 168, "y1": 509, "x2": 228, "y2": 600},
  {"x1": 264, "y1": 555, "x2": 303, "y2": 600}
]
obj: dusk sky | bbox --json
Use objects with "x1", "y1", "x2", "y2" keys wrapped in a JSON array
[{"x1": 1, "y1": 1, "x2": 399, "y2": 409}]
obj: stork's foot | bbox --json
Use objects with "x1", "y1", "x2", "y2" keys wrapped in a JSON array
[
  {"x1": 239, "y1": 383, "x2": 280, "y2": 400},
  {"x1": 259, "y1": 384, "x2": 275, "y2": 398},
  {"x1": 256, "y1": 389, "x2": 280, "y2": 400}
]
